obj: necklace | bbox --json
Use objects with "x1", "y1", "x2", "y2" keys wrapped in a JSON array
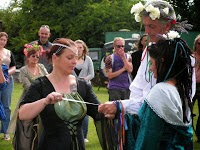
[
  {"x1": 33, "y1": 68, "x2": 37, "y2": 75},
  {"x1": 28, "y1": 64, "x2": 38, "y2": 76}
]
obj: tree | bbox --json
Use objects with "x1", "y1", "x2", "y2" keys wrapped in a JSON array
[
  {"x1": 1, "y1": 0, "x2": 199, "y2": 65},
  {"x1": 169, "y1": 0, "x2": 200, "y2": 30}
]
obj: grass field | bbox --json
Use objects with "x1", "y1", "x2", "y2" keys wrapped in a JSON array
[{"x1": 0, "y1": 83, "x2": 200, "y2": 150}]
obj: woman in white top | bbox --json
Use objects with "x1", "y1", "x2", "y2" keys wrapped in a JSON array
[{"x1": 0, "y1": 32, "x2": 16, "y2": 140}]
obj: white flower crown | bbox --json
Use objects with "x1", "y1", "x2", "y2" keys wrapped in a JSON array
[{"x1": 130, "y1": 2, "x2": 170, "y2": 22}]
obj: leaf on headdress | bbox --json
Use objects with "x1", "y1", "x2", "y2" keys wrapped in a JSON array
[{"x1": 174, "y1": 20, "x2": 193, "y2": 33}]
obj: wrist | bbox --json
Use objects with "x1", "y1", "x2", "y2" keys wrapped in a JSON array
[{"x1": 42, "y1": 98, "x2": 49, "y2": 106}]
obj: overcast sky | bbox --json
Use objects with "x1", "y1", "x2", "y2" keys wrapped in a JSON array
[{"x1": 0, "y1": 0, "x2": 11, "y2": 9}]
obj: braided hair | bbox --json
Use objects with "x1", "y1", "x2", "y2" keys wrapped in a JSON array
[{"x1": 148, "y1": 38, "x2": 193, "y2": 123}]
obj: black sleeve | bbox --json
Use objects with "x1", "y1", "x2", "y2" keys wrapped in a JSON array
[
  {"x1": 10, "y1": 52, "x2": 16, "y2": 67},
  {"x1": 77, "y1": 79, "x2": 101, "y2": 120}
]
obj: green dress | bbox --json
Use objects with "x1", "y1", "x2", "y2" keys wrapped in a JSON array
[{"x1": 135, "y1": 82, "x2": 193, "y2": 150}]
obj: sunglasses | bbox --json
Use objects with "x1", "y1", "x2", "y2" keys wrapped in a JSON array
[
  {"x1": 41, "y1": 25, "x2": 50, "y2": 29},
  {"x1": 31, "y1": 55, "x2": 40, "y2": 59},
  {"x1": 116, "y1": 45, "x2": 125, "y2": 48}
]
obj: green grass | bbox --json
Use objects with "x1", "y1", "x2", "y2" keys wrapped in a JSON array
[{"x1": 0, "y1": 83, "x2": 200, "y2": 150}]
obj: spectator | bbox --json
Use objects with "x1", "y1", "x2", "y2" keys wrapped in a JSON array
[
  {"x1": 0, "y1": 62, "x2": 8, "y2": 90},
  {"x1": 31, "y1": 25, "x2": 52, "y2": 73},
  {"x1": 0, "y1": 32, "x2": 16, "y2": 140},
  {"x1": 192, "y1": 34, "x2": 200, "y2": 142},
  {"x1": 105, "y1": 37, "x2": 133, "y2": 101},
  {"x1": 72, "y1": 39, "x2": 94, "y2": 143},
  {"x1": 7, "y1": 42, "x2": 48, "y2": 134},
  {"x1": 131, "y1": 34, "x2": 148, "y2": 79}
]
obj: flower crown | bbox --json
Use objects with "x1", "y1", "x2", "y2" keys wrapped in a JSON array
[
  {"x1": 130, "y1": 1, "x2": 193, "y2": 33},
  {"x1": 23, "y1": 42, "x2": 44, "y2": 57},
  {"x1": 130, "y1": 2, "x2": 175, "y2": 23}
]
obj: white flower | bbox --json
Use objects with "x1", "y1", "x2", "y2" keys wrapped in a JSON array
[
  {"x1": 163, "y1": 31, "x2": 180, "y2": 40},
  {"x1": 145, "y1": 4, "x2": 154, "y2": 13},
  {"x1": 162, "y1": 34, "x2": 167, "y2": 39},
  {"x1": 148, "y1": 7, "x2": 160, "y2": 20},
  {"x1": 130, "y1": 2, "x2": 168, "y2": 22},
  {"x1": 130, "y1": 2, "x2": 144, "y2": 14},
  {"x1": 135, "y1": 14, "x2": 142, "y2": 22},
  {"x1": 163, "y1": 7, "x2": 169, "y2": 15}
]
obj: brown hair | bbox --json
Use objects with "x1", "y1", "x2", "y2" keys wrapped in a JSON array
[
  {"x1": 0, "y1": 32, "x2": 8, "y2": 39},
  {"x1": 26, "y1": 50, "x2": 38, "y2": 58},
  {"x1": 75, "y1": 40, "x2": 89, "y2": 56}
]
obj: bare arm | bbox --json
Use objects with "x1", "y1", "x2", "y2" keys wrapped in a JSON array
[
  {"x1": 119, "y1": 51, "x2": 133, "y2": 73},
  {"x1": 105, "y1": 54, "x2": 126, "y2": 79},
  {"x1": 106, "y1": 67, "x2": 126, "y2": 79},
  {"x1": 19, "y1": 92, "x2": 63, "y2": 120},
  {"x1": 8, "y1": 66, "x2": 16, "y2": 75},
  {"x1": 0, "y1": 67, "x2": 6, "y2": 83},
  {"x1": 121, "y1": 56, "x2": 133, "y2": 73}
]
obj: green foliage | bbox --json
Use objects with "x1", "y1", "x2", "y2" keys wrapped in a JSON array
[
  {"x1": 168, "y1": 0, "x2": 200, "y2": 30},
  {"x1": 0, "y1": 0, "x2": 137, "y2": 51},
  {"x1": 0, "y1": 0, "x2": 199, "y2": 64}
]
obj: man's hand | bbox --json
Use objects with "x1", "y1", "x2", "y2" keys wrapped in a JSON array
[{"x1": 98, "y1": 101, "x2": 117, "y2": 119}]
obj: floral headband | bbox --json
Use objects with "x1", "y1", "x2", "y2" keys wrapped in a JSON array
[
  {"x1": 23, "y1": 42, "x2": 44, "y2": 57},
  {"x1": 130, "y1": 1, "x2": 192, "y2": 33},
  {"x1": 130, "y1": 2, "x2": 174, "y2": 22}
]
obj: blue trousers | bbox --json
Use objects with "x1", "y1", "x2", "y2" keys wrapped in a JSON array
[
  {"x1": 0, "y1": 76, "x2": 14, "y2": 134},
  {"x1": 82, "y1": 115, "x2": 89, "y2": 139}
]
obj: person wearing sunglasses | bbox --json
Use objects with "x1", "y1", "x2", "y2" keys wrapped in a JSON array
[
  {"x1": 7, "y1": 42, "x2": 48, "y2": 135},
  {"x1": 104, "y1": 37, "x2": 133, "y2": 101},
  {"x1": 30, "y1": 25, "x2": 52, "y2": 73},
  {"x1": 192, "y1": 34, "x2": 200, "y2": 142}
]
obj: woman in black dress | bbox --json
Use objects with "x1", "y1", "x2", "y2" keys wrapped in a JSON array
[{"x1": 18, "y1": 38, "x2": 102, "y2": 150}]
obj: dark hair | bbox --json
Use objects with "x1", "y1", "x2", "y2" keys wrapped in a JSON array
[
  {"x1": 148, "y1": 38, "x2": 193, "y2": 123},
  {"x1": 47, "y1": 38, "x2": 76, "y2": 60},
  {"x1": 136, "y1": 34, "x2": 148, "y2": 51}
]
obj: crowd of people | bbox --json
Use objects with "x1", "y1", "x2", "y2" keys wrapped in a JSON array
[{"x1": 0, "y1": 0, "x2": 200, "y2": 150}]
